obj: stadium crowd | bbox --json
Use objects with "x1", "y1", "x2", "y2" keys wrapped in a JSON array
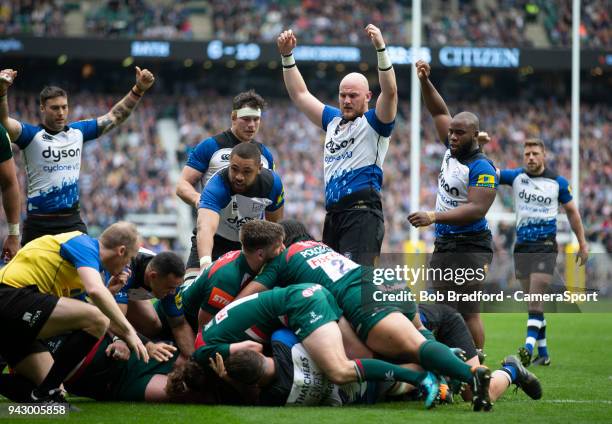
[
  {"x1": 0, "y1": 92, "x2": 607, "y2": 257},
  {"x1": 0, "y1": 0, "x2": 609, "y2": 48}
]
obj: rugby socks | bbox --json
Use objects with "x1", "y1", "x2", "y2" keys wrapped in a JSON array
[
  {"x1": 36, "y1": 330, "x2": 100, "y2": 395},
  {"x1": 500, "y1": 363, "x2": 518, "y2": 384},
  {"x1": 536, "y1": 317, "x2": 549, "y2": 358},
  {"x1": 525, "y1": 312, "x2": 544, "y2": 355},
  {"x1": 354, "y1": 359, "x2": 426, "y2": 385},
  {"x1": 0, "y1": 374, "x2": 35, "y2": 402},
  {"x1": 418, "y1": 340, "x2": 473, "y2": 382}
]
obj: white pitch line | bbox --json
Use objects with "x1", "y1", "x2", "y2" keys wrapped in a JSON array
[{"x1": 539, "y1": 400, "x2": 612, "y2": 405}]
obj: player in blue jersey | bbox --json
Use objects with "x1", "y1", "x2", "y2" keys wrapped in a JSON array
[
  {"x1": 0, "y1": 222, "x2": 148, "y2": 407},
  {"x1": 277, "y1": 24, "x2": 397, "y2": 266},
  {"x1": 496, "y1": 138, "x2": 588, "y2": 367},
  {"x1": 196, "y1": 143, "x2": 284, "y2": 272},
  {"x1": 105, "y1": 249, "x2": 195, "y2": 359},
  {"x1": 176, "y1": 90, "x2": 275, "y2": 285},
  {"x1": 408, "y1": 60, "x2": 497, "y2": 353},
  {"x1": 0, "y1": 66, "x2": 155, "y2": 245}
]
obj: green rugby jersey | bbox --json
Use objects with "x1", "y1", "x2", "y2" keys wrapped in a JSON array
[
  {"x1": 193, "y1": 283, "x2": 340, "y2": 362},
  {"x1": 255, "y1": 240, "x2": 362, "y2": 299},
  {"x1": 179, "y1": 250, "x2": 257, "y2": 319}
]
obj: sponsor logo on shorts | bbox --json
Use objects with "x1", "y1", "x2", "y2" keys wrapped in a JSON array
[
  {"x1": 22, "y1": 310, "x2": 42, "y2": 327},
  {"x1": 309, "y1": 311, "x2": 323, "y2": 324}
]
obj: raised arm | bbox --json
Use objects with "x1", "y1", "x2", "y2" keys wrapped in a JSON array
[
  {"x1": 366, "y1": 25, "x2": 397, "y2": 124},
  {"x1": 0, "y1": 69, "x2": 23, "y2": 140},
  {"x1": 96, "y1": 66, "x2": 155, "y2": 136},
  {"x1": 415, "y1": 60, "x2": 451, "y2": 143},
  {"x1": 277, "y1": 30, "x2": 325, "y2": 127}
]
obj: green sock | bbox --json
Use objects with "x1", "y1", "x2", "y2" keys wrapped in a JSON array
[
  {"x1": 418, "y1": 340, "x2": 473, "y2": 382},
  {"x1": 355, "y1": 358, "x2": 426, "y2": 385}
]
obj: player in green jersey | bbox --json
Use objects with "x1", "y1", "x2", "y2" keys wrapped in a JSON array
[
  {"x1": 237, "y1": 219, "x2": 493, "y2": 411},
  {"x1": 194, "y1": 282, "x2": 441, "y2": 408}
]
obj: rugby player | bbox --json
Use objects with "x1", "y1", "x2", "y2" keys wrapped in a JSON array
[
  {"x1": 0, "y1": 123, "x2": 20, "y2": 260},
  {"x1": 195, "y1": 143, "x2": 284, "y2": 271},
  {"x1": 217, "y1": 329, "x2": 542, "y2": 407},
  {"x1": 194, "y1": 282, "x2": 441, "y2": 409},
  {"x1": 176, "y1": 90, "x2": 275, "y2": 286},
  {"x1": 105, "y1": 250, "x2": 194, "y2": 358},
  {"x1": 408, "y1": 60, "x2": 497, "y2": 352},
  {"x1": 237, "y1": 219, "x2": 494, "y2": 411},
  {"x1": 0, "y1": 66, "x2": 155, "y2": 244},
  {"x1": 496, "y1": 138, "x2": 588, "y2": 366},
  {"x1": 0, "y1": 222, "x2": 148, "y2": 406},
  {"x1": 277, "y1": 24, "x2": 397, "y2": 266},
  {"x1": 178, "y1": 220, "x2": 285, "y2": 329}
]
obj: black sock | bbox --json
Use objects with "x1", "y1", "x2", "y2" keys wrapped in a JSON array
[
  {"x1": 0, "y1": 374, "x2": 36, "y2": 402},
  {"x1": 36, "y1": 330, "x2": 100, "y2": 395}
]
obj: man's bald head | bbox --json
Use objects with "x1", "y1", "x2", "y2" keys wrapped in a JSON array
[
  {"x1": 338, "y1": 73, "x2": 372, "y2": 120},
  {"x1": 339, "y1": 72, "x2": 369, "y2": 91},
  {"x1": 452, "y1": 111, "x2": 480, "y2": 132}
]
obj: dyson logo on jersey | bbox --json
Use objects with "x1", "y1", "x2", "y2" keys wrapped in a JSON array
[
  {"x1": 325, "y1": 137, "x2": 355, "y2": 154},
  {"x1": 42, "y1": 146, "x2": 81, "y2": 162},
  {"x1": 439, "y1": 175, "x2": 460, "y2": 197},
  {"x1": 519, "y1": 189, "x2": 552, "y2": 205},
  {"x1": 226, "y1": 216, "x2": 256, "y2": 227}
]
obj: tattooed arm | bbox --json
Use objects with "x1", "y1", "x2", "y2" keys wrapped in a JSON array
[{"x1": 97, "y1": 66, "x2": 155, "y2": 136}]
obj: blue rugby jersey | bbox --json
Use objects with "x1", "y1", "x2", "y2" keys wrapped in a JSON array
[
  {"x1": 499, "y1": 168, "x2": 572, "y2": 242},
  {"x1": 186, "y1": 130, "x2": 274, "y2": 185},
  {"x1": 103, "y1": 247, "x2": 183, "y2": 318},
  {"x1": 321, "y1": 106, "x2": 395, "y2": 208},
  {"x1": 199, "y1": 167, "x2": 284, "y2": 241},
  {"x1": 434, "y1": 148, "x2": 498, "y2": 237},
  {"x1": 15, "y1": 120, "x2": 98, "y2": 213}
]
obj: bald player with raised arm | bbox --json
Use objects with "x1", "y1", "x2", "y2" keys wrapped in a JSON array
[{"x1": 277, "y1": 25, "x2": 397, "y2": 266}]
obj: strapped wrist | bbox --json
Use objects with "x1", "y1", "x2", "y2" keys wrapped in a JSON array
[
  {"x1": 377, "y1": 46, "x2": 392, "y2": 71},
  {"x1": 281, "y1": 53, "x2": 296, "y2": 69},
  {"x1": 7, "y1": 223, "x2": 19, "y2": 236}
]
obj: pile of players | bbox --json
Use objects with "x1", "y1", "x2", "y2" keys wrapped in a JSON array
[{"x1": 0, "y1": 23, "x2": 589, "y2": 411}]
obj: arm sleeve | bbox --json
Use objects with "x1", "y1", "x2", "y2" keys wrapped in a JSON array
[
  {"x1": 261, "y1": 144, "x2": 276, "y2": 170},
  {"x1": 469, "y1": 160, "x2": 498, "y2": 189},
  {"x1": 198, "y1": 173, "x2": 232, "y2": 212},
  {"x1": 186, "y1": 138, "x2": 217, "y2": 173},
  {"x1": 321, "y1": 105, "x2": 341, "y2": 131},
  {"x1": 266, "y1": 172, "x2": 284, "y2": 212},
  {"x1": 557, "y1": 176, "x2": 573, "y2": 204},
  {"x1": 0, "y1": 124, "x2": 13, "y2": 162},
  {"x1": 193, "y1": 342, "x2": 231, "y2": 363},
  {"x1": 254, "y1": 253, "x2": 284, "y2": 289},
  {"x1": 14, "y1": 122, "x2": 39, "y2": 149},
  {"x1": 69, "y1": 119, "x2": 98, "y2": 142},
  {"x1": 161, "y1": 292, "x2": 184, "y2": 318},
  {"x1": 499, "y1": 168, "x2": 522, "y2": 185},
  {"x1": 59, "y1": 234, "x2": 101, "y2": 269},
  {"x1": 364, "y1": 109, "x2": 395, "y2": 137}
]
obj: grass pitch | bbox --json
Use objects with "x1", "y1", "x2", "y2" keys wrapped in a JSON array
[{"x1": 2, "y1": 313, "x2": 611, "y2": 423}]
